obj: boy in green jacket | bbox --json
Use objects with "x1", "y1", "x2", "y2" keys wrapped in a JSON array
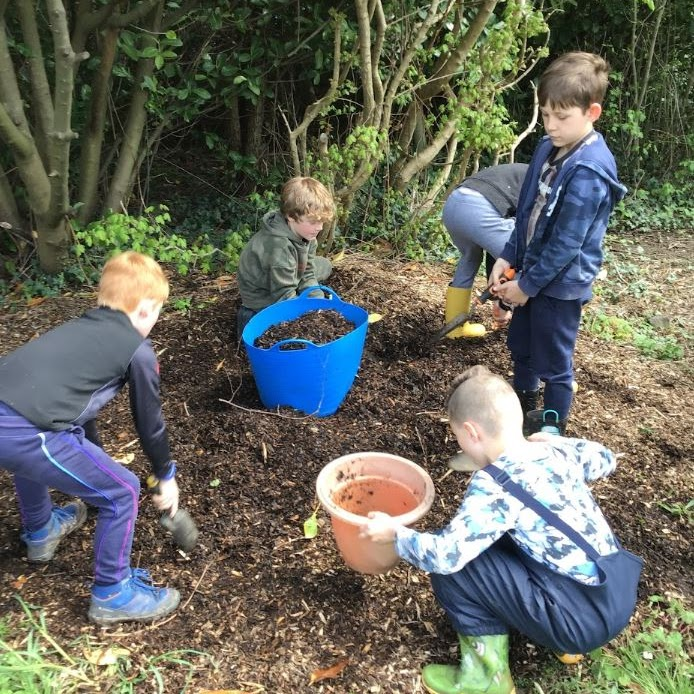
[{"x1": 236, "y1": 176, "x2": 335, "y2": 338}]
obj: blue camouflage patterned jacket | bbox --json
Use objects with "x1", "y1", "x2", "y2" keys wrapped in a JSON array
[
  {"x1": 500, "y1": 132, "x2": 627, "y2": 300},
  {"x1": 395, "y1": 438, "x2": 619, "y2": 585}
]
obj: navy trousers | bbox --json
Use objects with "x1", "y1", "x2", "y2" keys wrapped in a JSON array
[
  {"x1": 507, "y1": 294, "x2": 584, "y2": 419},
  {"x1": 431, "y1": 537, "x2": 640, "y2": 654},
  {"x1": 0, "y1": 403, "x2": 139, "y2": 584}
]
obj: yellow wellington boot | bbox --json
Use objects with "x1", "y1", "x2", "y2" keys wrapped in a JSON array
[{"x1": 445, "y1": 286, "x2": 486, "y2": 339}]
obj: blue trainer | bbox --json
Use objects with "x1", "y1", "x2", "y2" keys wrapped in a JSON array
[
  {"x1": 88, "y1": 569, "x2": 180, "y2": 626},
  {"x1": 20, "y1": 500, "x2": 88, "y2": 562}
]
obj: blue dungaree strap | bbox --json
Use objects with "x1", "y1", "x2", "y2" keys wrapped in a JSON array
[{"x1": 482, "y1": 464, "x2": 604, "y2": 560}]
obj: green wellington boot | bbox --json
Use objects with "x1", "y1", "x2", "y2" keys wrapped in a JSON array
[{"x1": 422, "y1": 634, "x2": 516, "y2": 694}]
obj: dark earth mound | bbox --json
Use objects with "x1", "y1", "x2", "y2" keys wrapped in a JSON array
[
  {"x1": 254, "y1": 309, "x2": 356, "y2": 349},
  {"x1": 0, "y1": 234, "x2": 691, "y2": 693}
]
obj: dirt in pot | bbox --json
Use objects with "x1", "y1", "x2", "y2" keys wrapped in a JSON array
[{"x1": 254, "y1": 309, "x2": 356, "y2": 349}]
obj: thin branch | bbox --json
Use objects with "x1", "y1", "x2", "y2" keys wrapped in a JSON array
[
  {"x1": 354, "y1": 0, "x2": 375, "y2": 124},
  {"x1": 219, "y1": 398, "x2": 316, "y2": 420},
  {"x1": 509, "y1": 82, "x2": 539, "y2": 163},
  {"x1": 0, "y1": 102, "x2": 33, "y2": 158},
  {"x1": 284, "y1": 18, "x2": 342, "y2": 174},
  {"x1": 16, "y1": 0, "x2": 55, "y2": 147},
  {"x1": 0, "y1": 16, "x2": 32, "y2": 137},
  {"x1": 107, "y1": 0, "x2": 159, "y2": 28}
]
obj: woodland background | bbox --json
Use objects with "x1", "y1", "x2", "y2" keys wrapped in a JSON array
[{"x1": 0, "y1": 0, "x2": 691, "y2": 282}]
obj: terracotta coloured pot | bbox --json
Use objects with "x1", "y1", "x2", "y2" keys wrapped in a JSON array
[{"x1": 316, "y1": 452, "x2": 435, "y2": 574}]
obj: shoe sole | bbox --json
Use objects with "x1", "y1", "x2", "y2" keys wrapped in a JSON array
[
  {"x1": 88, "y1": 589, "x2": 181, "y2": 626},
  {"x1": 26, "y1": 501, "x2": 88, "y2": 562}
]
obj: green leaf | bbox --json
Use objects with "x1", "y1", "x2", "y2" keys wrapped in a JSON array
[
  {"x1": 303, "y1": 511, "x2": 319, "y2": 539},
  {"x1": 209, "y1": 478, "x2": 221, "y2": 488}
]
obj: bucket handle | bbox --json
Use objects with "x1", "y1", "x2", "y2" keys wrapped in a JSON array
[
  {"x1": 267, "y1": 338, "x2": 318, "y2": 352},
  {"x1": 297, "y1": 285, "x2": 343, "y2": 303}
]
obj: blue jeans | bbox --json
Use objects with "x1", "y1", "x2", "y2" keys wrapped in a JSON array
[
  {"x1": 443, "y1": 187, "x2": 515, "y2": 288},
  {"x1": 0, "y1": 402, "x2": 139, "y2": 584}
]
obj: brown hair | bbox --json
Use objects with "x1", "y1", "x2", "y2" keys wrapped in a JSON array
[
  {"x1": 538, "y1": 52, "x2": 609, "y2": 110},
  {"x1": 446, "y1": 365, "x2": 521, "y2": 436},
  {"x1": 280, "y1": 177, "x2": 335, "y2": 223},
  {"x1": 98, "y1": 251, "x2": 169, "y2": 313}
]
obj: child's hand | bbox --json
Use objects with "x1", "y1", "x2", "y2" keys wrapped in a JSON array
[
  {"x1": 494, "y1": 280, "x2": 528, "y2": 307},
  {"x1": 489, "y1": 258, "x2": 511, "y2": 286},
  {"x1": 152, "y1": 477, "x2": 180, "y2": 517},
  {"x1": 360, "y1": 511, "x2": 399, "y2": 543}
]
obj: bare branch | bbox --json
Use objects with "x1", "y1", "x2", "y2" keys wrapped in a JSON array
[
  {"x1": 0, "y1": 102, "x2": 33, "y2": 158},
  {"x1": 369, "y1": 0, "x2": 385, "y2": 123},
  {"x1": 72, "y1": 0, "x2": 117, "y2": 50},
  {"x1": 162, "y1": 0, "x2": 201, "y2": 30},
  {"x1": 285, "y1": 18, "x2": 342, "y2": 175},
  {"x1": 108, "y1": 0, "x2": 160, "y2": 28},
  {"x1": 16, "y1": 0, "x2": 55, "y2": 149},
  {"x1": 509, "y1": 82, "x2": 539, "y2": 163},
  {"x1": 419, "y1": 0, "x2": 498, "y2": 102},
  {"x1": 396, "y1": 115, "x2": 458, "y2": 189},
  {"x1": 46, "y1": 0, "x2": 81, "y2": 224},
  {"x1": 354, "y1": 0, "x2": 375, "y2": 124},
  {"x1": 0, "y1": 16, "x2": 32, "y2": 137}
]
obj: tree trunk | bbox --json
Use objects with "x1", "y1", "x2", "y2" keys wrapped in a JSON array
[
  {"x1": 0, "y1": 167, "x2": 26, "y2": 238},
  {"x1": 77, "y1": 27, "x2": 119, "y2": 224},
  {"x1": 103, "y1": 9, "x2": 161, "y2": 215},
  {"x1": 35, "y1": 216, "x2": 72, "y2": 274}
]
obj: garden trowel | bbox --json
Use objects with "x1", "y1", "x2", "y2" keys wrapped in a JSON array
[{"x1": 426, "y1": 309, "x2": 478, "y2": 346}]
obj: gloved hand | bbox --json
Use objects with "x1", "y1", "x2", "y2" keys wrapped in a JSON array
[{"x1": 152, "y1": 476, "x2": 179, "y2": 517}]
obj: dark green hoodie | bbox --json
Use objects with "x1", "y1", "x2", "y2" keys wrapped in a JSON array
[{"x1": 237, "y1": 210, "x2": 319, "y2": 310}]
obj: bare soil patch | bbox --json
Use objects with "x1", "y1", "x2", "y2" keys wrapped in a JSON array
[{"x1": 0, "y1": 231, "x2": 691, "y2": 693}]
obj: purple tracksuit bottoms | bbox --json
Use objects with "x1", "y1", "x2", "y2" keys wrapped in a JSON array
[{"x1": 0, "y1": 402, "x2": 138, "y2": 584}]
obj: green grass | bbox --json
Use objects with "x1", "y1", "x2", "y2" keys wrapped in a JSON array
[
  {"x1": 0, "y1": 597, "x2": 214, "y2": 694},
  {"x1": 524, "y1": 596, "x2": 693, "y2": 693},
  {"x1": 582, "y1": 311, "x2": 684, "y2": 360},
  {"x1": 583, "y1": 235, "x2": 688, "y2": 361},
  {"x1": 1, "y1": 594, "x2": 691, "y2": 693}
]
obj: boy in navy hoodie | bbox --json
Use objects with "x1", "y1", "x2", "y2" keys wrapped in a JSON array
[{"x1": 490, "y1": 52, "x2": 627, "y2": 434}]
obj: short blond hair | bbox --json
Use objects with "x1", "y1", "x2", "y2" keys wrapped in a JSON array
[
  {"x1": 446, "y1": 365, "x2": 521, "y2": 437},
  {"x1": 280, "y1": 177, "x2": 335, "y2": 223},
  {"x1": 538, "y1": 52, "x2": 609, "y2": 110},
  {"x1": 98, "y1": 251, "x2": 169, "y2": 313}
]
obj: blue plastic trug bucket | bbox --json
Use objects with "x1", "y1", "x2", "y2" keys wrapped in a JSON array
[{"x1": 241, "y1": 286, "x2": 368, "y2": 417}]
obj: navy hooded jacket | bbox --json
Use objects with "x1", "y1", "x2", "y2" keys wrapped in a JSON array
[{"x1": 500, "y1": 132, "x2": 627, "y2": 300}]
